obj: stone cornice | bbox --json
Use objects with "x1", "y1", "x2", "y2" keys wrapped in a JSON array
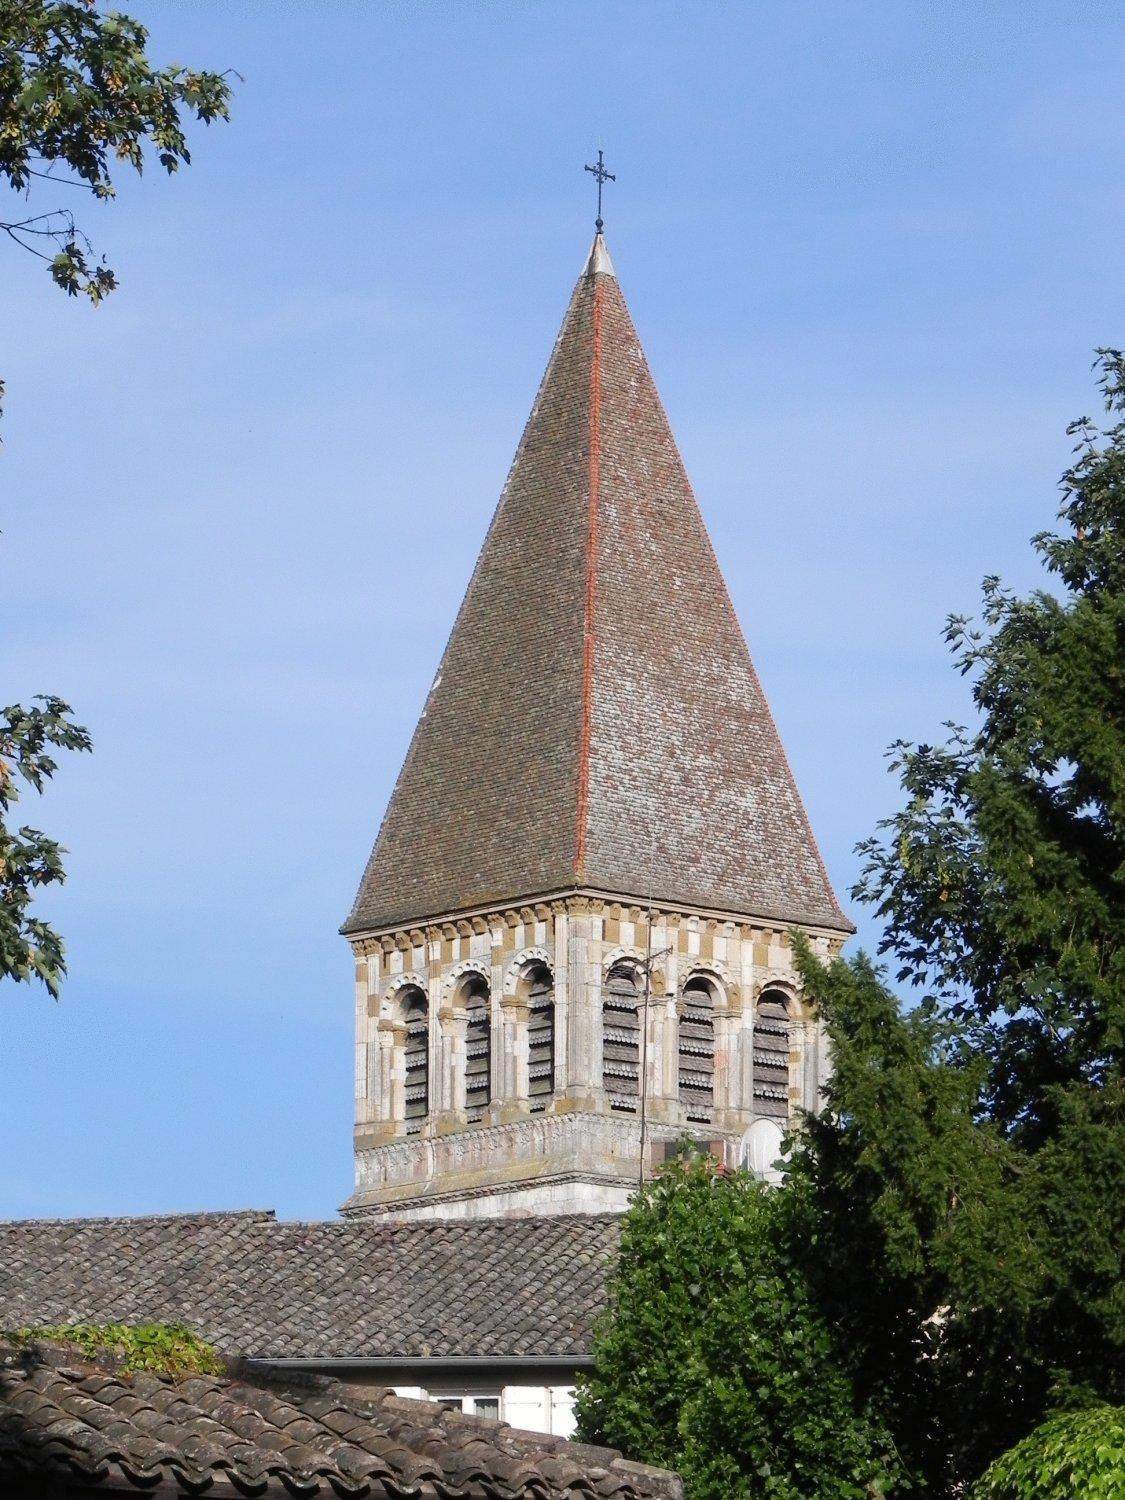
[{"x1": 346, "y1": 885, "x2": 851, "y2": 956}]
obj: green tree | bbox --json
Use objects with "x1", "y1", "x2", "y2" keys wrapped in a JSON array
[
  {"x1": 835, "y1": 351, "x2": 1125, "y2": 1481},
  {"x1": 788, "y1": 941, "x2": 1125, "y2": 1493},
  {"x1": 785, "y1": 941, "x2": 1018, "y2": 1491},
  {"x1": 576, "y1": 1154, "x2": 904, "y2": 1500},
  {"x1": 1, "y1": 0, "x2": 231, "y2": 331},
  {"x1": 1, "y1": 698, "x2": 91, "y2": 995},
  {"x1": 1, "y1": 1, "x2": 231, "y2": 994},
  {"x1": 971, "y1": 1405, "x2": 1125, "y2": 1500},
  {"x1": 575, "y1": 356, "x2": 1125, "y2": 1497},
  {"x1": 854, "y1": 351, "x2": 1125, "y2": 1141}
]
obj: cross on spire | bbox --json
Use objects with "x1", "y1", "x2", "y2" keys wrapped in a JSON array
[{"x1": 584, "y1": 149, "x2": 615, "y2": 231}]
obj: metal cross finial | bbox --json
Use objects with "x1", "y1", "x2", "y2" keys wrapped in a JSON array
[{"x1": 584, "y1": 149, "x2": 615, "y2": 231}]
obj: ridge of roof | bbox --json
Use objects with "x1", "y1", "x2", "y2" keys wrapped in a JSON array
[
  {"x1": 1, "y1": 1208, "x2": 623, "y2": 1232},
  {"x1": 0, "y1": 1207, "x2": 278, "y2": 1229},
  {"x1": 346, "y1": 237, "x2": 849, "y2": 936}
]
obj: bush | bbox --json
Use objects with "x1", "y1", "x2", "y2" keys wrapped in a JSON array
[
  {"x1": 576, "y1": 1155, "x2": 904, "y2": 1499},
  {"x1": 972, "y1": 1405, "x2": 1125, "y2": 1499}
]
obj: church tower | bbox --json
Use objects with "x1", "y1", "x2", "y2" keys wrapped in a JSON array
[{"x1": 341, "y1": 227, "x2": 851, "y2": 1220}]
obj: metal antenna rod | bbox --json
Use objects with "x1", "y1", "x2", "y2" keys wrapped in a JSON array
[
  {"x1": 584, "y1": 149, "x2": 615, "y2": 231},
  {"x1": 637, "y1": 909, "x2": 674, "y2": 1189}
]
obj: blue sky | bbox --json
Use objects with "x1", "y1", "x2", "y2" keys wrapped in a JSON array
[{"x1": 3, "y1": 1, "x2": 1124, "y2": 1221}]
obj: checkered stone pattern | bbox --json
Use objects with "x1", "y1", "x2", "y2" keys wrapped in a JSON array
[
  {"x1": 348, "y1": 900, "x2": 838, "y2": 1219},
  {"x1": 0, "y1": 1339, "x2": 681, "y2": 1497}
]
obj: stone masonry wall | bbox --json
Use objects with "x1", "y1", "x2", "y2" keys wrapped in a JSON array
[{"x1": 343, "y1": 893, "x2": 843, "y2": 1220}]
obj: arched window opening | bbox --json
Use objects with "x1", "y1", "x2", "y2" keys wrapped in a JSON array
[
  {"x1": 400, "y1": 986, "x2": 429, "y2": 1135},
  {"x1": 462, "y1": 974, "x2": 491, "y2": 1122},
  {"x1": 678, "y1": 977, "x2": 715, "y2": 1123},
  {"x1": 754, "y1": 989, "x2": 791, "y2": 1120},
  {"x1": 525, "y1": 963, "x2": 555, "y2": 1111},
  {"x1": 602, "y1": 963, "x2": 640, "y2": 1112}
]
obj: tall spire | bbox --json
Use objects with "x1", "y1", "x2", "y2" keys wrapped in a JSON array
[{"x1": 345, "y1": 235, "x2": 848, "y2": 936}]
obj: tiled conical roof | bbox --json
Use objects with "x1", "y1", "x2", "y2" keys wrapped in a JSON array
[{"x1": 345, "y1": 235, "x2": 848, "y2": 935}]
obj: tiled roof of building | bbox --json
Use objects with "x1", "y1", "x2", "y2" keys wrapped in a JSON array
[
  {"x1": 345, "y1": 234, "x2": 848, "y2": 936},
  {"x1": 0, "y1": 1339, "x2": 681, "y2": 1497},
  {"x1": 0, "y1": 1211, "x2": 618, "y2": 1360}
]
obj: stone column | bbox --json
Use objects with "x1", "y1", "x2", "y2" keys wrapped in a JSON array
[
  {"x1": 660, "y1": 993, "x2": 679, "y2": 1102},
  {"x1": 377, "y1": 1018, "x2": 405, "y2": 1127},
  {"x1": 434, "y1": 1001, "x2": 463, "y2": 1126},
  {"x1": 499, "y1": 994, "x2": 529, "y2": 1121},
  {"x1": 354, "y1": 959, "x2": 371, "y2": 1126},
  {"x1": 427, "y1": 969, "x2": 442, "y2": 1132},
  {"x1": 712, "y1": 999, "x2": 735, "y2": 1118},
  {"x1": 739, "y1": 989, "x2": 756, "y2": 1118},
  {"x1": 552, "y1": 909, "x2": 569, "y2": 1098},
  {"x1": 796, "y1": 1018, "x2": 818, "y2": 1117},
  {"x1": 482, "y1": 962, "x2": 503, "y2": 1126},
  {"x1": 565, "y1": 906, "x2": 600, "y2": 1106}
]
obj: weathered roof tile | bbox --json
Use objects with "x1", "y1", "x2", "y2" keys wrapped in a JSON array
[
  {"x1": 0, "y1": 1210, "x2": 619, "y2": 1360},
  {"x1": 345, "y1": 235, "x2": 848, "y2": 935},
  {"x1": 0, "y1": 1339, "x2": 680, "y2": 1496}
]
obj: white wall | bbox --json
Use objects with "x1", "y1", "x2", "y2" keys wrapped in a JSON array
[{"x1": 391, "y1": 1383, "x2": 577, "y2": 1437}]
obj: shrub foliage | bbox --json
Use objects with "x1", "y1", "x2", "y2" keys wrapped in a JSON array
[
  {"x1": 576, "y1": 1155, "x2": 904, "y2": 1500},
  {"x1": 971, "y1": 1405, "x2": 1125, "y2": 1500},
  {"x1": 11, "y1": 1322, "x2": 224, "y2": 1375}
]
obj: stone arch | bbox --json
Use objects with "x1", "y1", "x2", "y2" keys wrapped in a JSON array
[
  {"x1": 601, "y1": 945, "x2": 644, "y2": 977},
  {"x1": 602, "y1": 958, "x2": 641, "y2": 1111},
  {"x1": 602, "y1": 946, "x2": 667, "y2": 996},
  {"x1": 502, "y1": 947, "x2": 553, "y2": 996},
  {"x1": 381, "y1": 971, "x2": 428, "y2": 1019},
  {"x1": 678, "y1": 963, "x2": 729, "y2": 1009},
  {"x1": 751, "y1": 970, "x2": 806, "y2": 1018},
  {"x1": 521, "y1": 958, "x2": 555, "y2": 1110},
  {"x1": 677, "y1": 972, "x2": 717, "y2": 1123},
  {"x1": 394, "y1": 982, "x2": 429, "y2": 1134},
  {"x1": 753, "y1": 981, "x2": 795, "y2": 1122},
  {"x1": 452, "y1": 967, "x2": 491, "y2": 1122},
  {"x1": 443, "y1": 959, "x2": 491, "y2": 1006}
]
